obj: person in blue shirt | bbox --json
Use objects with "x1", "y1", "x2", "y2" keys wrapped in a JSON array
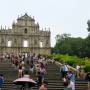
[
  {"x1": 0, "y1": 74, "x2": 4, "y2": 90},
  {"x1": 67, "y1": 71, "x2": 75, "y2": 83}
]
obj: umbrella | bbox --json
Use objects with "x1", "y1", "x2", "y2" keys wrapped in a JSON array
[{"x1": 13, "y1": 75, "x2": 36, "y2": 88}]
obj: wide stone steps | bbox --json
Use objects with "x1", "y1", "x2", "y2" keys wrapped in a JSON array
[
  {"x1": 1, "y1": 82, "x2": 87, "y2": 90},
  {"x1": 0, "y1": 60, "x2": 88, "y2": 90}
]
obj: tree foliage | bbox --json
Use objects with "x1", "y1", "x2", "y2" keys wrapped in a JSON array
[
  {"x1": 87, "y1": 20, "x2": 90, "y2": 32},
  {"x1": 53, "y1": 33, "x2": 90, "y2": 58}
]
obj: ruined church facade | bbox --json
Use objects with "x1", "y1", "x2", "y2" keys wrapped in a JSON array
[{"x1": 0, "y1": 13, "x2": 51, "y2": 54}]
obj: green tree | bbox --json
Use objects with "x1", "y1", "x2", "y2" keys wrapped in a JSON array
[
  {"x1": 54, "y1": 33, "x2": 71, "y2": 54},
  {"x1": 87, "y1": 20, "x2": 90, "y2": 32},
  {"x1": 53, "y1": 20, "x2": 90, "y2": 58},
  {"x1": 53, "y1": 33, "x2": 86, "y2": 57},
  {"x1": 84, "y1": 35, "x2": 90, "y2": 57}
]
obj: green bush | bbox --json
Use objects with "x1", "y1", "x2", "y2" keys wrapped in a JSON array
[
  {"x1": 46, "y1": 55, "x2": 53, "y2": 58},
  {"x1": 44, "y1": 54, "x2": 89, "y2": 71},
  {"x1": 84, "y1": 65, "x2": 90, "y2": 72},
  {"x1": 65, "y1": 59, "x2": 77, "y2": 66}
]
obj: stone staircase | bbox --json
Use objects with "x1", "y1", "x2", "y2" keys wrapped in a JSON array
[
  {"x1": 42, "y1": 63, "x2": 88, "y2": 90},
  {"x1": 0, "y1": 60, "x2": 18, "y2": 90},
  {"x1": 0, "y1": 60, "x2": 88, "y2": 90}
]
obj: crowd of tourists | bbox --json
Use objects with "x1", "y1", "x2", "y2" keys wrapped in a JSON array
[
  {"x1": 59, "y1": 62, "x2": 90, "y2": 90},
  {"x1": 0, "y1": 53, "x2": 90, "y2": 90},
  {"x1": 0, "y1": 52, "x2": 48, "y2": 90}
]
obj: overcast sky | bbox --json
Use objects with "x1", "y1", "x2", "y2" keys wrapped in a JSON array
[{"x1": 0, "y1": 0, "x2": 89, "y2": 47}]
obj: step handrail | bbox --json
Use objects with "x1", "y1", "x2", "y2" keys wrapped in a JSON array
[{"x1": 50, "y1": 59, "x2": 77, "y2": 72}]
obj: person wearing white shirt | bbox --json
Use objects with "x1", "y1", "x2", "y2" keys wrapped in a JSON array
[{"x1": 68, "y1": 80, "x2": 75, "y2": 90}]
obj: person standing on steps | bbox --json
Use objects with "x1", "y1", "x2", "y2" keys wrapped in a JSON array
[
  {"x1": 60, "y1": 64, "x2": 65, "y2": 78},
  {"x1": 67, "y1": 78, "x2": 75, "y2": 90},
  {"x1": 0, "y1": 74, "x2": 4, "y2": 90},
  {"x1": 39, "y1": 81, "x2": 48, "y2": 90},
  {"x1": 76, "y1": 64, "x2": 81, "y2": 80},
  {"x1": 63, "y1": 75, "x2": 68, "y2": 90},
  {"x1": 86, "y1": 72, "x2": 90, "y2": 90},
  {"x1": 63, "y1": 81, "x2": 69, "y2": 90},
  {"x1": 60, "y1": 63, "x2": 69, "y2": 79},
  {"x1": 37, "y1": 71, "x2": 43, "y2": 87}
]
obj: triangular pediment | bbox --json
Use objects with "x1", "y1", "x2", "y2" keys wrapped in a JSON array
[{"x1": 18, "y1": 13, "x2": 34, "y2": 21}]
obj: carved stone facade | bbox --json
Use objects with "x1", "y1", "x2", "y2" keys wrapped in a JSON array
[{"x1": 0, "y1": 13, "x2": 51, "y2": 54}]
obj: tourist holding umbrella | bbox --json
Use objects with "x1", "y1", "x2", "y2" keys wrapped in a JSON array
[{"x1": 13, "y1": 73, "x2": 36, "y2": 90}]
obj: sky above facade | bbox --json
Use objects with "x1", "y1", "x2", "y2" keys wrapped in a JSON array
[{"x1": 0, "y1": 0, "x2": 89, "y2": 47}]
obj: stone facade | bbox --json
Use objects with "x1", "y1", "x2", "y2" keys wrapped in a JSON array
[{"x1": 0, "y1": 13, "x2": 51, "y2": 54}]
